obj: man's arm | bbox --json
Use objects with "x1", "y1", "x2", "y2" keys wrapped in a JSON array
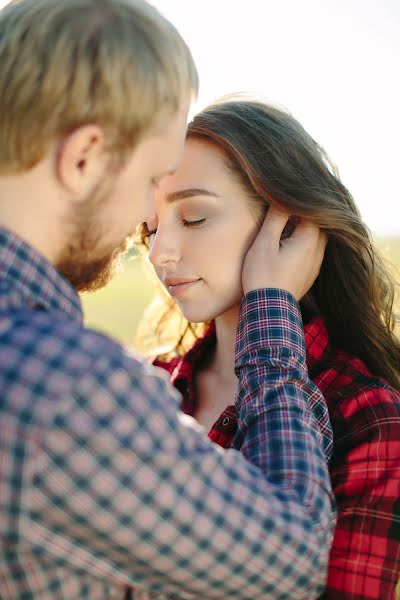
[
  {"x1": 22, "y1": 214, "x2": 334, "y2": 599},
  {"x1": 21, "y1": 289, "x2": 334, "y2": 599}
]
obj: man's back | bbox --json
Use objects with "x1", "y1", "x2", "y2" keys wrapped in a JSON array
[{"x1": 0, "y1": 227, "x2": 156, "y2": 597}]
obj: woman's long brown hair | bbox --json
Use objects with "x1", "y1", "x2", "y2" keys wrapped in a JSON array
[{"x1": 137, "y1": 98, "x2": 400, "y2": 390}]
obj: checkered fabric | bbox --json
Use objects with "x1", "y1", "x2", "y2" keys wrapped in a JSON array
[
  {"x1": 0, "y1": 226, "x2": 334, "y2": 599},
  {"x1": 156, "y1": 309, "x2": 400, "y2": 599}
]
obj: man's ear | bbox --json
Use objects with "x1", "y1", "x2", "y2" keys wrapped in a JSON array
[{"x1": 56, "y1": 125, "x2": 107, "y2": 198}]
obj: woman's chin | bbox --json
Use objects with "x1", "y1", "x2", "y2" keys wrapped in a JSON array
[
  {"x1": 178, "y1": 305, "x2": 217, "y2": 324},
  {"x1": 181, "y1": 312, "x2": 212, "y2": 324},
  {"x1": 179, "y1": 300, "x2": 241, "y2": 325}
]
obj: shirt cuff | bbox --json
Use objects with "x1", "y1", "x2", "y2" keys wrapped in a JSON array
[{"x1": 235, "y1": 288, "x2": 305, "y2": 367}]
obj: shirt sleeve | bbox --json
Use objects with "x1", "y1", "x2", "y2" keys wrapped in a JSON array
[
  {"x1": 321, "y1": 385, "x2": 400, "y2": 599},
  {"x1": 234, "y1": 288, "x2": 334, "y2": 510},
  {"x1": 22, "y1": 289, "x2": 335, "y2": 600}
]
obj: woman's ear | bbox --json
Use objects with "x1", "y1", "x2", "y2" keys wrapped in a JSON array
[{"x1": 55, "y1": 125, "x2": 107, "y2": 199}]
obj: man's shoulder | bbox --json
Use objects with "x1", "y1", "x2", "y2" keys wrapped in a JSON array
[
  {"x1": 1, "y1": 306, "x2": 132, "y2": 360},
  {"x1": 0, "y1": 307, "x2": 156, "y2": 405},
  {"x1": 1, "y1": 306, "x2": 182, "y2": 439}
]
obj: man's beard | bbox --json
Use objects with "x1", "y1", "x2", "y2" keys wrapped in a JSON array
[
  {"x1": 56, "y1": 174, "x2": 134, "y2": 293},
  {"x1": 57, "y1": 234, "x2": 132, "y2": 293}
]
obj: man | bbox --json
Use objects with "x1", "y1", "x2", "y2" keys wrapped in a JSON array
[{"x1": 0, "y1": 1, "x2": 334, "y2": 598}]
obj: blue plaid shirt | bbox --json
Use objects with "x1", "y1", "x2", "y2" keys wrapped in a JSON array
[{"x1": 0, "y1": 226, "x2": 334, "y2": 599}]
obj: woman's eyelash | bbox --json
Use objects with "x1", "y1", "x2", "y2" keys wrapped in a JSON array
[
  {"x1": 183, "y1": 218, "x2": 206, "y2": 228},
  {"x1": 144, "y1": 218, "x2": 206, "y2": 238}
]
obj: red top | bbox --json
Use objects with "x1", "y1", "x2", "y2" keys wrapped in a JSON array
[{"x1": 155, "y1": 316, "x2": 400, "y2": 599}]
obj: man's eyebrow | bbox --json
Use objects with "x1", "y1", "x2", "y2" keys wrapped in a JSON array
[{"x1": 166, "y1": 188, "x2": 220, "y2": 203}]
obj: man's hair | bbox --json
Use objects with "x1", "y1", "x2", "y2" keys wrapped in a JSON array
[{"x1": 0, "y1": 0, "x2": 198, "y2": 174}]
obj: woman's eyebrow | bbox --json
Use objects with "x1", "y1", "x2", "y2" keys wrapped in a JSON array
[{"x1": 166, "y1": 188, "x2": 220, "y2": 203}]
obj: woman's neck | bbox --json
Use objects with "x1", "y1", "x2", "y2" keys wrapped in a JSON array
[
  {"x1": 192, "y1": 305, "x2": 240, "y2": 431},
  {"x1": 208, "y1": 305, "x2": 240, "y2": 384}
]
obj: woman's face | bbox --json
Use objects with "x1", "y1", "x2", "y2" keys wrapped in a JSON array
[{"x1": 146, "y1": 139, "x2": 262, "y2": 323}]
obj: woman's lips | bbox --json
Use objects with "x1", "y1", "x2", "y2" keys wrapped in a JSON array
[{"x1": 165, "y1": 278, "x2": 202, "y2": 298}]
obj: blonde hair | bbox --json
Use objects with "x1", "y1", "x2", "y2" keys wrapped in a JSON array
[{"x1": 0, "y1": 0, "x2": 198, "y2": 174}]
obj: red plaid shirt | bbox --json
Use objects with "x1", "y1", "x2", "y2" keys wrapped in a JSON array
[{"x1": 155, "y1": 316, "x2": 400, "y2": 599}]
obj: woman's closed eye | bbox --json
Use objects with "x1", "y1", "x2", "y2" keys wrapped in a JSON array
[
  {"x1": 148, "y1": 219, "x2": 207, "y2": 235},
  {"x1": 182, "y1": 218, "x2": 206, "y2": 228}
]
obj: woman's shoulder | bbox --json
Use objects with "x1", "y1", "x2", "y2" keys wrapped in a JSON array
[
  {"x1": 319, "y1": 348, "x2": 400, "y2": 425},
  {"x1": 306, "y1": 317, "x2": 399, "y2": 400},
  {"x1": 318, "y1": 347, "x2": 399, "y2": 404},
  {"x1": 318, "y1": 348, "x2": 400, "y2": 462},
  {"x1": 305, "y1": 318, "x2": 400, "y2": 439}
]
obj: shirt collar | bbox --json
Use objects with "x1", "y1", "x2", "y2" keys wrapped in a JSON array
[{"x1": 0, "y1": 226, "x2": 83, "y2": 323}]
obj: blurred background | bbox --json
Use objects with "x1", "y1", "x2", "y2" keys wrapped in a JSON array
[
  {"x1": 1, "y1": 0, "x2": 397, "y2": 344},
  {"x1": 80, "y1": 0, "x2": 400, "y2": 348}
]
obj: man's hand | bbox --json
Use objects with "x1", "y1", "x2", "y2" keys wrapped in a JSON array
[{"x1": 242, "y1": 209, "x2": 327, "y2": 300}]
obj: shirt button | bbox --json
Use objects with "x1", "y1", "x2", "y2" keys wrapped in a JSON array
[{"x1": 222, "y1": 416, "x2": 230, "y2": 427}]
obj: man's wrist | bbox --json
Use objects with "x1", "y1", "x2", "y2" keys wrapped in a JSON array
[{"x1": 235, "y1": 288, "x2": 305, "y2": 367}]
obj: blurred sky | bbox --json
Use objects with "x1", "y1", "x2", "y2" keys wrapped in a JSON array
[
  {"x1": 150, "y1": 0, "x2": 400, "y2": 236},
  {"x1": 1, "y1": 0, "x2": 399, "y2": 235}
]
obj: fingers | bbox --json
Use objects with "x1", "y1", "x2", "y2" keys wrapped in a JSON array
[
  {"x1": 257, "y1": 205, "x2": 327, "y2": 263},
  {"x1": 243, "y1": 205, "x2": 327, "y2": 298},
  {"x1": 283, "y1": 218, "x2": 327, "y2": 252},
  {"x1": 286, "y1": 218, "x2": 319, "y2": 242},
  {"x1": 261, "y1": 209, "x2": 326, "y2": 252},
  {"x1": 316, "y1": 230, "x2": 328, "y2": 273},
  {"x1": 289, "y1": 219, "x2": 327, "y2": 266},
  {"x1": 258, "y1": 208, "x2": 291, "y2": 248}
]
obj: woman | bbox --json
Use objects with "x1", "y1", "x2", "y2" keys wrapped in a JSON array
[{"x1": 137, "y1": 99, "x2": 400, "y2": 599}]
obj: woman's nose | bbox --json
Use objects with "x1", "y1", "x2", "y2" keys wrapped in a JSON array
[{"x1": 148, "y1": 227, "x2": 180, "y2": 268}]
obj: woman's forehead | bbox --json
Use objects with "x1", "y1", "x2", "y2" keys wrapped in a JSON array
[{"x1": 161, "y1": 139, "x2": 230, "y2": 188}]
